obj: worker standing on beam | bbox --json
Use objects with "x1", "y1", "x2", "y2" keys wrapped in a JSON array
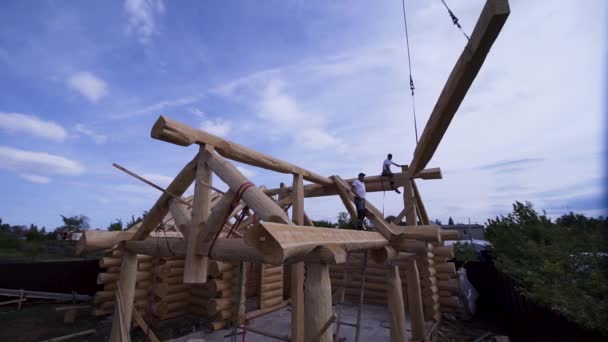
[
  {"x1": 382, "y1": 153, "x2": 402, "y2": 194},
  {"x1": 351, "y1": 172, "x2": 367, "y2": 230}
]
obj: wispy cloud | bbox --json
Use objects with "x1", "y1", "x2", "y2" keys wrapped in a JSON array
[
  {"x1": 478, "y1": 158, "x2": 543, "y2": 171},
  {"x1": 114, "y1": 95, "x2": 200, "y2": 119},
  {"x1": 124, "y1": 0, "x2": 165, "y2": 44},
  {"x1": 0, "y1": 112, "x2": 67, "y2": 142},
  {"x1": 74, "y1": 124, "x2": 108, "y2": 144},
  {"x1": 19, "y1": 174, "x2": 50, "y2": 184},
  {"x1": 68, "y1": 72, "x2": 107, "y2": 103},
  {"x1": 201, "y1": 118, "x2": 231, "y2": 137},
  {"x1": 0, "y1": 146, "x2": 85, "y2": 178}
]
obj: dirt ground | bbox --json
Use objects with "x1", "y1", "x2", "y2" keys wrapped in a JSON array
[
  {"x1": 0, "y1": 300, "x2": 209, "y2": 342},
  {"x1": 0, "y1": 300, "x2": 507, "y2": 342}
]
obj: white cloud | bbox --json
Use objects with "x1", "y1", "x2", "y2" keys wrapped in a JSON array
[
  {"x1": 124, "y1": 0, "x2": 165, "y2": 44},
  {"x1": 74, "y1": 124, "x2": 108, "y2": 144},
  {"x1": 68, "y1": 72, "x2": 107, "y2": 103},
  {"x1": 114, "y1": 95, "x2": 199, "y2": 119},
  {"x1": 0, "y1": 112, "x2": 67, "y2": 142},
  {"x1": 19, "y1": 174, "x2": 50, "y2": 184},
  {"x1": 201, "y1": 118, "x2": 231, "y2": 137},
  {"x1": 0, "y1": 146, "x2": 85, "y2": 176},
  {"x1": 189, "y1": 107, "x2": 206, "y2": 118}
]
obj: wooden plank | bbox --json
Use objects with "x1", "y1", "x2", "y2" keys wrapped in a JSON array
[
  {"x1": 0, "y1": 298, "x2": 26, "y2": 306},
  {"x1": 407, "y1": 0, "x2": 511, "y2": 175},
  {"x1": 40, "y1": 329, "x2": 96, "y2": 342},
  {"x1": 132, "y1": 308, "x2": 161, "y2": 342},
  {"x1": 133, "y1": 154, "x2": 198, "y2": 240},
  {"x1": 152, "y1": 116, "x2": 332, "y2": 185},
  {"x1": 109, "y1": 248, "x2": 137, "y2": 342}
]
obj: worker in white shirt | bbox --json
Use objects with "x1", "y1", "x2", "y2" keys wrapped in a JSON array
[
  {"x1": 382, "y1": 153, "x2": 403, "y2": 194},
  {"x1": 350, "y1": 172, "x2": 367, "y2": 229}
]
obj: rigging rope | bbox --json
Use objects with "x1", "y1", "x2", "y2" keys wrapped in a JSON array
[
  {"x1": 439, "y1": 0, "x2": 471, "y2": 41},
  {"x1": 400, "y1": 0, "x2": 419, "y2": 145}
]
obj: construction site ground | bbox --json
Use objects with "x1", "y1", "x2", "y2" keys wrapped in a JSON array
[{"x1": 0, "y1": 299, "x2": 507, "y2": 342}]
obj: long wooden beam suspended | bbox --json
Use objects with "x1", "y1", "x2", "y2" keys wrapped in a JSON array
[
  {"x1": 407, "y1": 0, "x2": 510, "y2": 176},
  {"x1": 152, "y1": 115, "x2": 333, "y2": 185}
]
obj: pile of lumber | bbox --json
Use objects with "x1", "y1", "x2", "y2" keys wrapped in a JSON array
[{"x1": 95, "y1": 248, "x2": 152, "y2": 316}]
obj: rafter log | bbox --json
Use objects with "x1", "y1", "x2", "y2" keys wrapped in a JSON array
[
  {"x1": 133, "y1": 154, "x2": 198, "y2": 240},
  {"x1": 407, "y1": 0, "x2": 510, "y2": 176},
  {"x1": 152, "y1": 115, "x2": 332, "y2": 185},
  {"x1": 330, "y1": 175, "x2": 358, "y2": 221}
]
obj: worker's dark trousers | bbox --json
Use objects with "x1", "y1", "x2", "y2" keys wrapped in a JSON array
[{"x1": 382, "y1": 170, "x2": 396, "y2": 190}]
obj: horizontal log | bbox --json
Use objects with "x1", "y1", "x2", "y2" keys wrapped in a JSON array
[
  {"x1": 246, "y1": 300, "x2": 289, "y2": 320},
  {"x1": 440, "y1": 230, "x2": 461, "y2": 241},
  {"x1": 207, "y1": 298, "x2": 233, "y2": 315},
  {"x1": 245, "y1": 222, "x2": 388, "y2": 264},
  {"x1": 437, "y1": 279, "x2": 458, "y2": 294},
  {"x1": 152, "y1": 301, "x2": 188, "y2": 317},
  {"x1": 261, "y1": 282, "x2": 283, "y2": 292},
  {"x1": 152, "y1": 115, "x2": 332, "y2": 185},
  {"x1": 138, "y1": 262, "x2": 153, "y2": 271},
  {"x1": 106, "y1": 266, "x2": 120, "y2": 273},
  {"x1": 260, "y1": 296, "x2": 283, "y2": 308},
  {"x1": 96, "y1": 271, "x2": 150, "y2": 285},
  {"x1": 206, "y1": 279, "x2": 231, "y2": 293},
  {"x1": 438, "y1": 290, "x2": 451, "y2": 297},
  {"x1": 393, "y1": 240, "x2": 430, "y2": 254},
  {"x1": 154, "y1": 283, "x2": 189, "y2": 297},
  {"x1": 391, "y1": 225, "x2": 442, "y2": 242},
  {"x1": 76, "y1": 230, "x2": 182, "y2": 255},
  {"x1": 260, "y1": 288, "x2": 283, "y2": 300},
  {"x1": 436, "y1": 273, "x2": 454, "y2": 281},
  {"x1": 94, "y1": 289, "x2": 146, "y2": 304},
  {"x1": 190, "y1": 296, "x2": 211, "y2": 308},
  {"x1": 433, "y1": 246, "x2": 454, "y2": 258},
  {"x1": 99, "y1": 257, "x2": 121, "y2": 268},
  {"x1": 439, "y1": 296, "x2": 460, "y2": 308},
  {"x1": 263, "y1": 266, "x2": 283, "y2": 277},
  {"x1": 264, "y1": 168, "x2": 442, "y2": 197},
  {"x1": 189, "y1": 305, "x2": 208, "y2": 316},
  {"x1": 435, "y1": 263, "x2": 456, "y2": 275},
  {"x1": 208, "y1": 261, "x2": 235, "y2": 277}
]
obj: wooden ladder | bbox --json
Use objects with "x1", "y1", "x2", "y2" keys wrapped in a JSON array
[{"x1": 334, "y1": 251, "x2": 369, "y2": 342}]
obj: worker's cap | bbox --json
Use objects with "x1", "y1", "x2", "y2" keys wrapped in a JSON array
[{"x1": 358, "y1": 172, "x2": 366, "y2": 177}]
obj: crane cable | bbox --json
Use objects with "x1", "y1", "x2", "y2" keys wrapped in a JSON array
[
  {"x1": 439, "y1": 0, "x2": 471, "y2": 41},
  {"x1": 400, "y1": 0, "x2": 419, "y2": 145}
]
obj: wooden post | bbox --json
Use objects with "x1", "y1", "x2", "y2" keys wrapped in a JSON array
[
  {"x1": 291, "y1": 173, "x2": 305, "y2": 342},
  {"x1": 109, "y1": 247, "x2": 138, "y2": 342},
  {"x1": 331, "y1": 175, "x2": 357, "y2": 222},
  {"x1": 184, "y1": 145, "x2": 213, "y2": 283},
  {"x1": 386, "y1": 265, "x2": 408, "y2": 342},
  {"x1": 412, "y1": 180, "x2": 430, "y2": 225},
  {"x1": 304, "y1": 263, "x2": 332, "y2": 342},
  {"x1": 406, "y1": 260, "x2": 425, "y2": 341},
  {"x1": 402, "y1": 166, "x2": 417, "y2": 226}
]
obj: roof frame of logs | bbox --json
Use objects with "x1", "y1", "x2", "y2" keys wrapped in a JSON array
[{"x1": 84, "y1": 1, "x2": 510, "y2": 341}]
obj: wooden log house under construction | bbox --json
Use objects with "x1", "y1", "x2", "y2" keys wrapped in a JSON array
[{"x1": 77, "y1": 1, "x2": 510, "y2": 340}]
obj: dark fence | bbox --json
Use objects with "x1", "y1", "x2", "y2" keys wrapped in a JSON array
[
  {"x1": 0, "y1": 260, "x2": 102, "y2": 296},
  {"x1": 464, "y1": 260, "x2": 606, "y2": 341}
]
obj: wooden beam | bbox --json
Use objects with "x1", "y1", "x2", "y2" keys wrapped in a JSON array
[
  {"x1": 331, "y1": 175, "x2": 396, "y2": 239},
  {"x1": 109, "y1": 247, "x2": 137, "y2": 342},
  {"x1": 411, "y1": 179, "x2": 430, "y2": 225},
  {"x1": 265, "y1": 168, "x2": 442, "y2": 198},
  {"x1": 205, "y1": 150, "x2": 292, "y2": 224},
  {"x1": 304, "y1": 263, "x2": 333, "y2": 342},
  {"x1": 407, "y1": 0, "x2": 510, "y2": 176},
  {"x1": 133, "y1": 154, "x2": 198, "y2": 240},
  {"x1": 168, "y1": 199, "x2": 190, "y2": 239},
  {"x1": 331, "y1": 175, "x2": 358, "y2": 222},
  {"x1": 245, "y1": 222, "x2": 389, "y2": 264},
  {"x1": 76, "y1": 230, "x2": 183, "y2": 255},
  {"x1": 132, "y1": 308, "x2": 160, "y2": 342},
  {"x1": 291, "y1": 173, "x2": 305, "y2": 342},
  {"x1": 405, "y1": 260, "x2": 425, "y2": 341},
  {"x1": 184, "y1": 145, "x2": 213, "y2": 283},
  {"x1": 386, "y1": 265, "x2": 408, "y2": 342},
  {"x1": 152, "y1": 116, "x2": 332, "y2": 185}
]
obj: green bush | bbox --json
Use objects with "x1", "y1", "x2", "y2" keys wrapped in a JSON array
[
  {"x1": 453, "y1": 241, "x2": 477, "y2": 263},
  {"x1": 486, "y1": 201, "x2": 608, "y2": 335}
]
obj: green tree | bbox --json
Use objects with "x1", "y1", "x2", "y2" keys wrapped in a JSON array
[
  {"x1": 448, "y1": 217, "x2": 454, "y2": 225},
  {"x1": 486, "y1": 201, "x2": 608, "y2": 336},
  {"x1": 336, "y1": 212, "x2": 357, "y2": 229},
  {"x1": 452, "y1": 242, "x2": 477, "y2": 262},
  {"x1": 107, "y1": 219, "x2": 124, "y2": 231},
  {"x1": 312, "y1": 220, "x2": 336, "y2": 228},
  {"x1": 56, "y1": 215, "x2": 90, "y2": 233}
]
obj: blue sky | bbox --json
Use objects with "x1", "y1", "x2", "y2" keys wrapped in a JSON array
[{"x1": 0, "y1": 0, "x2": 606, "y2": 230}]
